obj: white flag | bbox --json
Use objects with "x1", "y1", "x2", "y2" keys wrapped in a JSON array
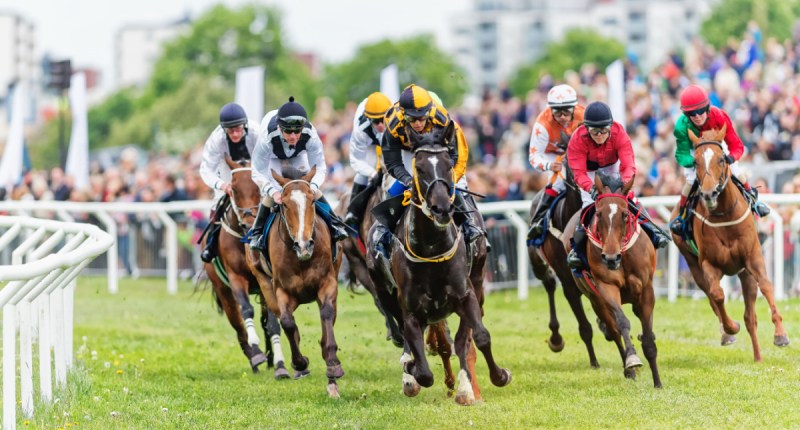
[
  {"x1": 0, "y1": 84, "x2": 26, "y2": 193},
  {"x1": 66, "y1": 72, "x2": 89, "y2": 190},
  {"x1": 606, "y1": 59, "x2": 626, "y2": 127},
  {"x1": 235, "y1": 66, "x2": 264, "y2": 123},
  {"x1": 380, "y1": 64, "x2": 400, "y2": 103}
]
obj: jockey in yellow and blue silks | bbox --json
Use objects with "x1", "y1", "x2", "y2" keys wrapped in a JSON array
[{"x1": 372, "y1": 84, "x2": 482, "y2": 259}]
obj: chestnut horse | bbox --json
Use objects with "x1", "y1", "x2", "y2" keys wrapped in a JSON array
[
  {"x1": 247, "y1": 166, "x2": 344, "y2": 398},
  {"x1": 366, "y1": 124, "x2": 510, "y2": 405},
  {"x1": 527, "y1": 156, "x2": 599, "y2": 368},
  {"x1": 201, "y1": 156, "x2": 288, "y2": 379},
  {"x1": 564, "y1": 173, "x2": 662, "y2": 387},
  {"x1": 671, "y1": 126, "x2": 789, "y2": 360}
]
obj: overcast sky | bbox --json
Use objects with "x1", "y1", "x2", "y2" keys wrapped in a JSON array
[{"x1": 0, "y1": 0, "x2": 469, "y2": 91}]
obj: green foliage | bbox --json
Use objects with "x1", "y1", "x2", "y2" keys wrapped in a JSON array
[
  {"x1": 700, "y1": 0, "x2": 800, "y2": 48},
  {"x1": 323, "y1": 36, "x2": 470, "y2": 109},
  {"x1": 509, "y1": 29, "x2": 625, "y2": 97},
  {"x1": 34, "y1": 277, "x2": 800, "y2": 429}
]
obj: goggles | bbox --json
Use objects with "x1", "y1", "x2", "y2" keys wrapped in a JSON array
[
  {"x1": 588, "y1": 126, "x2": 611, "y2": 137},
  {"x1": 405, "y1": 114, "x2": 427, "y2": 124},
  {"x1": 281, "y1": 127, "x2": 303, "y2": 135},
  {"x1": 370, "y1": 117, "x2": 384, "y2": 125},
  {"x1": 224, "y1": 124, "x2": 245, "y2": 133},
  {"x1": 685, "y1": 107, "x2": 708, "y2": 117},
  {"x1": 552, "y1": 107, "x2": 574, "y2": 117}
]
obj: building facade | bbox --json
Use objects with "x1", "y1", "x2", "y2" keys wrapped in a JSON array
[{"x1": 114, "y1": 16, "x2": 190, "y2": 89}]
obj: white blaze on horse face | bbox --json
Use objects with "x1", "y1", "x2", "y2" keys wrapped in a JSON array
[
  {"x1": 608, "y1": 203, "x2": 618, "y2": 238},
  {"x1": 290, "y1": 189, "x2": 308, "y2": 240},
  {"x1": 703, "y1": 147, "x2": 714, "y2": 173},
  {"x1": 426, "y1": 156, "x2": 440, "y2": 180}
]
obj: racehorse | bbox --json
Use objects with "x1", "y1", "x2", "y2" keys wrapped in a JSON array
[
  {"x1": 671, "y1": 126, "x2": 789, "y2": 360},
  {"x1": 527, "y1": 146, "x2": 599, "y2": 368},
  {"x1": 246, "y1": 166, "x2": 345, "y2": 398},
  {"x1": 564, "y1": 173, "x2": 662, "y2": 387},
  {"x1": 201, "y1": 156, "x2": 289, "y2": 379},
  {"x1": 366, "y1": 123, "x2": 510, "y2": 405}
]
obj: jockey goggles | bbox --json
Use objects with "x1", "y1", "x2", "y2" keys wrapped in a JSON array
[
  {"x1": 279, "y1": 116, "x2": 306, "y2": 134},
  {"x1": 370, "y1": 117, "x2": 384, "y2": 125},
  {"x1": 552, "y1": 107, "x2": 574, "y2": 117},
  {"x1": 405, "y1": 114, "x2": 427, "y2": 124},
  {"x1": 685, "y1": 106, "x2": 709, "y2": 117},
  {"x1": 588, "y1": 126, "x2": 611, "y2": 137}
]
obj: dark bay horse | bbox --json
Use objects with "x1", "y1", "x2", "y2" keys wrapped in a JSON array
[
  {"x1": 671, "y1": 126, "x2": 789, "y2": 360},
  {"x1": 201, "y1": 156, "x2": 288, "y2": 379},
  {"x1": 564, "y1": 173, "x2": 661, "y2": 387},
  {"x1": 366, "y1": 123, "x2": 510, "y2": 405},
  {"x1": 246, "y1": 166, "x2": 344, "y2": 398},
  {"x1": 527, "y1": 156, "x2": 599, "y2": 368}
]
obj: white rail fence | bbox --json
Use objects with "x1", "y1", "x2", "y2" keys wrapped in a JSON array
[
  {"x1": 0, "y1": 216, "x2": 112, "y2": 430},
  {"x1": 0, "y1": 194, "x2": 797, "y2": 303}
]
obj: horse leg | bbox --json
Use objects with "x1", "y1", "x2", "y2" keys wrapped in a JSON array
[
  {"x1": 562, "y1": 276, "x2": 599, "y2": 368},
  {"x1": 211, "y1": 280, "x2": 258, "y2": 372},
  {"x1": 428, "y1": 321, "x2": 456, "y2": 397},
  {"x1": 400, "y1": 341, "x2": 421, "y2": 397},
  {"x1": 453, "y1": 318, "x2": 475, "y2": 406},
  {"x1": 275, "y1": 289, "x2": 308, "y2": 379},
  {"x1": 631, "y1": 283, "x2": 661, "y2": 388},
  {"x1": 456, "y1": 289, "x2": 511, "y2": 388},
  {"x1": 685, "y1": 255, "x2": 739, "y2": 344},
  {"x1": 260, "y1": 302, "x2": 289, "y2": 380},
  {"x1": 403, "y1": 314, "x2": 434, "y2": 389},
  {"x1": 229, "y1": 274, "x2": 267, "y2": 370},
  {"x1": 530, "y1": 248, "x2": 565, "y2": 352},
  {"x1": 317, "y1": 277, "x2": 343, "y2": 398},
  {"x1": 737, "y1": 272, "x2": 762, "y2": 362},
  {"x1": 743, "y1": 259, "x2": 790, "y2": 348}
]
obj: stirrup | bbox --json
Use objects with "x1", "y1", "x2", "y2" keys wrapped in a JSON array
[
  {"x1": 528, "y1": 221, "x2": 544, "y2": 240},
  {"x1": 669, "y1": 217, "x2": 683, "y2": 236},
  {"x1": 754, "y1": 202, "x2": 771, "y2": 217},
  {"x1": 567, "y1": 249, "x2": 584, "y2": 270}
]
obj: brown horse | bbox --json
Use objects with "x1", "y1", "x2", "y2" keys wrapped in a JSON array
[
  {"x1": 671, "y1": 126, "x2": 789, "y2": 360},
  {"x1": 201, "y1": 156, "x2": 288, "y2": 379},
  {"x1": 564, "y1": 173, "x2": 661, "y2": 387},
  {"x1": 366, "y1": 124, "x2": 510, "y2": 405},
  {"x1": 527, "y1": 156, "x2": 599, "y2": 367},
  {"x1": 246, "y1": 166, "x2": 344, "y2": 398}
]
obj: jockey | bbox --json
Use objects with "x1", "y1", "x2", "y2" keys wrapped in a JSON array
[
  {"x1": 344, "y1": 91, "x2": 392, "y2": 229},
  {"x1": 198, "y1": 102, "x2": 260, "y2": 263},
  {"x1": 566, "y1": 101, "x2": 670, "y2": 270},
  {"x1": 670, "y1": 84, "x2": 770, "y2": 235},
  {"x1": 527, "y1": 84, "x2": 586, "y2": 240},
  {"x1": 372, "y1": 84, "x2": 483, "y2": 259},
  {"x1": 248, "y1": 97, "x2": 349, "y2": 252}
]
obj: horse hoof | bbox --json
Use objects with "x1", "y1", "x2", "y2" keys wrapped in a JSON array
[
  {"x1": 491, "y1": 368, "x2": 512, "y2": 387},
  {"x1": 548, "y1": 338, "x2": 565, "y2": 353},
  {"x1": 774, "y1": 335, "x2": 790, "y2": 347},
  {"x1": 455, "y1": 393, "x2": 475, "y2": 406},
  {"x1": 625, "y1": 355, "x2": 643, "y2": 369},
  {"x1": 250, "y1": 352, "x2": 268, "y2": 369},
  {"x1": 403, "y1": 373, "x2": 421, "y2": 397},
  {"x1": 327, "y1": 382, "x2": 340, "y2": 399},
  {"x1": 326, "y1": 364, "x2": 345, "y2": 380},
  {"x1": 274, "y1": 363, "x2": 290, "y2": 380},
  {"x1": 446, "y1": 388, "x2": 455, "y2": 398},
  {"x1": 721, "y1": 334, "x2": 736, "y2": 346},
  {"x1": 294, "y1": 369, "x2": 311, "y2": 380},
  {"x1": 723, "y1": 321, "x2": 741, "y2": 335}
]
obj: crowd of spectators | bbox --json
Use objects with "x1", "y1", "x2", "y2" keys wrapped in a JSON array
[{"x1": 3, "y1": 23, "x2": 800, "y2": 291}]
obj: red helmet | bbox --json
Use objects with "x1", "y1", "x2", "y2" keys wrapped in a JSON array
[{"x1": 679, "y1": 85, "x2": 709, "y2": 112}]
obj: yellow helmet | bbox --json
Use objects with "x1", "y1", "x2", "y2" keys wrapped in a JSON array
[
  {"x1": 399, "y1": 84, "x2": 433, "y2": 117},
  {"x1": 364, "y1": 92, "x2": 392, "y2": 119}
]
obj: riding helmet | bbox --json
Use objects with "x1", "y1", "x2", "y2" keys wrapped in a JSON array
[
  {"x1": 583, "y1": 101, "x2": 613, "y2": 128},
  {"x1": 219, "y1": 103, "x2": 248, "y2": 128},
  {"x1": 399, "y1": 84, "x2": 433, "y2": 118},
  {"x1": 277, "y1": 96, "x2": 308, "y2": 128},
  {"x1": 547, "y1": 84, "x2": 578, "y2": 108},
  {"x1": 364, "y1": 92, "x2": 392, "y2": 119},
  {"x1": 679, "y1": 85, "x2": 710, "y2": 112}
]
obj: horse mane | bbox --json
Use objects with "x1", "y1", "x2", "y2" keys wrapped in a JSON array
[
  {"x1": 596, "y1": 172, "x2": 624, "y2": 194},
  {"x1": 282, "y1": 166, "x2": 309, "y2": 180}
]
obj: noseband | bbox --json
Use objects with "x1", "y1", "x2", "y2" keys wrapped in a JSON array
[{"x1": 224, "y1": 166, "x2": 259, "y2": 237}]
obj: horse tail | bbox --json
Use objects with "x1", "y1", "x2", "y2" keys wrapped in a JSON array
[{"x1": 190, "y1": 269, "x2": 224, "y2": 314}]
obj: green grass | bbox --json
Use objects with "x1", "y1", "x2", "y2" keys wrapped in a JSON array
[{"x1": 20, "y1": 277, "x2": 800, "y2": 429}]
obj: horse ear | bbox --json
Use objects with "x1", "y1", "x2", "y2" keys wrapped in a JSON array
[
  {"x1": 224, "y1": 154, "x2": 237, "y2": 169},
  {"x1": 622, "y1": 174, "x2": 635, "y2": 196},
  {"x1": 594, "y1": 173, "x2": 604, "y2": 193},
  {"x1": 272, "y1": 169, "x2": 288, "y2": 186},
  {"x1": 558, "y1": 131, "x2": 571, "y2": 151},
  {"x1": 302, "y1": 165, "x2": 317, "y2": 183},
  {"x1": 717, "y1": 123, "x2": 727, "y2": 142},
  {"x1": 688, "y1": 129, "x2": 700, "y2": 147},
  {"x1": 444, "y1": 120, "x2": 456, "y2": 146}
]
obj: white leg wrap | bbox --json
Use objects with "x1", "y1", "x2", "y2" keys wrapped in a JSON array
[
  {"x1": 271, "y1": 334, "x2": 285, "y2": 365},
  {"x1": 244, "y1": 318, "x2": 260, "y2": 346},
  {"x1": 456, "y1": 369, "x2": 475, "y2": 403}
]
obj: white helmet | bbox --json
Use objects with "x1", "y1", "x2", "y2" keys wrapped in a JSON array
[{"x1": 547, "y1": 84, "x2": 578, "y2": 108}]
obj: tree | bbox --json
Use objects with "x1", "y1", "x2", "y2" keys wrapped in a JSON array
[
  {"x1": 323, "y1": 36, "x2": 470, "y2": 109},
  {"x1": 699, "y1": 0, "x2": 800, "y2": 48},
  {"x1": 508, "y1": 29, "x2": 625, "y2": 97}
]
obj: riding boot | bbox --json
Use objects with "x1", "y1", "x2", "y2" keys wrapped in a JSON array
[
  {"x1": 316, "y1": 195, "x2": 349, "y2": 242},
  {"x1": 527, "y1": 190, "x2": 556, "y2": 240},
  {"x1": 249, "y1": 203, "x2": 270, "y2": 250},
  {"x1": 669, "y1": 194, "x2": 688, "y2": 236},
  {"x1": 454, "y1": 193, "x2": 483, "y2": 244},
  {"x1": 746, "y1": 185, "x2": 771, "y2": 217},
  {"x1": 372, "y1": 222, "x2": 393, "y2": 259},
  {"x1": 200, "y1": 222, "x2": 221, "y2": 263},
  {"x1": 567, "y1": 224, "x2": 587, "y2": 270},
  {"x1": 344, "y1": 182, "x2": 369, "y2": 228},
  {"x1": 628, "y1": 199, "x2": 670, "y2": 249}
]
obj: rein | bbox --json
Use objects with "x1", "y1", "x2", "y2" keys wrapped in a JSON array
[
  {"x1": 692, "y1": 141, "x2": 749, "y2": 229},
  {"x1": 584, "y1": 193, "x2": 641, "y2": 253},
  {"x1": 223, "y1": 166, "x2": 258, "y2": 238},
  {"x1": 401, "y1": 208, "x2": 462, "y2": 263},
  {"x1": 403, "y1": 146, "x2": 456, "y2": 222}
]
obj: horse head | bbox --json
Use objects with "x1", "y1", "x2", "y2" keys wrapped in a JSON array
[
  {"x1": 224, "y1": 155, "x2": 260, "y2": 231},
  {"x1": 408, "y1": 122, "x2": 456, "y2": 228},
  {"x1": 592, "y1": 172, "x2": 635, "y2": 270},
  {"x1": 689, "y1": 124, "x2": 731, "y2": 211},
  {"x1": 272, "y1": 166, "x2": 318, "y2": 261}
]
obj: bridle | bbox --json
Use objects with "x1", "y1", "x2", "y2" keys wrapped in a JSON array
[
  {"x1": 695, "y1": 141, "x2": 731, "y2": 199},
  {"x1": 225, "y1": 167, "x2": 259, "y2": 234},
  {"x1": 277, "y1": 179, "x2": 317, "y2": 244},
  {"x1": 584, "y1": 193, "x2": 641, "y2": 254},
  {"x1": 403, "y1": 145, "x2": 456, "y2": 221}
]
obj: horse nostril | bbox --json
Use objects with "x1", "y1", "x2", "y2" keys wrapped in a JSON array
[
  {"x1": 292, "y1": 242, "x2": 300, "y2": 252},
  {"x1": 307, "y1": 239, "x2": 314, "y2": 249}
]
